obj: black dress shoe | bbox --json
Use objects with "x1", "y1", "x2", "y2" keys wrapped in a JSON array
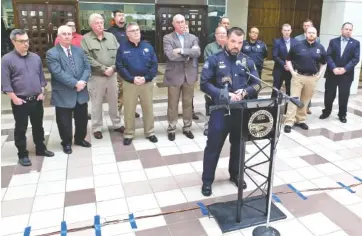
[
  {"x1": 284, "y1": 125, "x2": 292, "y2": 133},
  {"x1": 339, "y1": 116, "x2": 347, "y2": 123},
  {"x1": 230, "y1": 176, "x2": 247, "y2": 189},
  {"x1": 135, "y1": 112, "x2": 140, "y2": 118},
  {"x1": 19, "y1": 157, "x2": 32, "y2": 166},
  {"x1": 296, "y1": 122, "x2": 309, "y2": 130},
  {"x1": 114, "y1": 126, "x2": 125, "y2": 133},
  {"x1": 183, "y1": 131, "x2": 194, "y2": 139},
  {"x1": 123, "y1": 138, "x2": 133, "y2": 145},
  {"x1": 201, "y1": 184, "x2": 212, "y2": 197},
  {"x1": 88, "y1": 114, "x2": 91, "y2": 120},
  {"x1": 147, "y1": 135, "x2": 158, "y2": 143},
  {"x1": 204, "y1": 129, "x2": 208, "y2": 136},
  {"x1": 94, "y1": 131, "x2": 103, "y2": 139},
  {"x1": 36, "y1": 149, "x2": 55, "y2": 157},
  {"x1": 319, "y1": 113, "x2": 329, "y2": 119},
  {"x1": 75, "y1": 140, "x2": 92, "y2": 147},
  {"x1": 192, "y1": 112, "x2": 199, "y2": 120},
  {"x1": 168, "y1": 133, "x2": 175, "y2": 141},
  {"x1": 63, "y1": 145, "x2": 72, "y2": 154}
]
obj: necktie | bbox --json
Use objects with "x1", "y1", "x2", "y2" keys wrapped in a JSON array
[
  {"x1": 341, "y1": 38, "x2": 348, "y2": 57},
  {"x1": 67, "y1": 48, "x2": 76, "y2": 73}
]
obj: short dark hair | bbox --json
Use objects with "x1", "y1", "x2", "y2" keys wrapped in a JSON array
[
  {"x1": 303, "y1": 19, "x2": 313, "y2": 25},
  {"x1": 342, "y1": 22, "x2": 353, "y2": 29},
  {"x1": 113, "y1": 9, "x2": 123, "y2": 17},
  {"x1": 219, "y1": 17, "x2": 229, "y2": 24},
  {"x1": 227, "y1": 27, "x2": 245, "y2": 37},
  {"x1": 10, "y1": 29, "x2": 27, "y2": 40}
]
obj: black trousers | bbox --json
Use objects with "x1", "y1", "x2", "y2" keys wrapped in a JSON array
[
  {"x1": 272, "y1": 71, "x2": 291, "y2": 98},
  {"x1": 11, "y1": 100, "x2": 45, "y2": 158},
  {"x1": 323, "y1": 77, "x2": 353, "y2": 117},
  {"x1": 55, "y1": 102, "x2": 88, "y2": 146},
  {"x1": 257, "y1": 66, "x2": 263, "y2": 80}
]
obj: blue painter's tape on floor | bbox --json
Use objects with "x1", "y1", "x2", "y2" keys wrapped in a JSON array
[
  {"x1": 337, "y1": 182, "x2": 356, "y2": 193},
  {"x1": 24, "y1": 226, "x2": 31, "y2": 236},
  {"x1": 61, "y1": 221, "x2": 67, "y2": 236},
  {"x1": 94, "y1": 215, "x2": 101, "y2": 236},
  {"x1": 129, "y1": 213, "x2": 137, "y2": 229},
  {"x1": 197, "y1": 202, "x2": 209, "y2": 216},
  {"x1": 287, "y1": 184, "x2": 307, "y2": 200},
  {"x1": 354, "y1": 176, "x2": 362, "y2": 182},
  {"x1": 272, "y1": 194, "x2": 281, "y2": 203}
]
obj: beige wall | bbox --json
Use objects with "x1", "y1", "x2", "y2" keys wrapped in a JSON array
[{"x1": 226, "y1": 0, "x2": 249, "y2": 32}]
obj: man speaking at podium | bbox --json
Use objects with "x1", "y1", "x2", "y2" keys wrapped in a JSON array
[{"x1": 200, "y1": 27, "x2": 261, "y2": 197}]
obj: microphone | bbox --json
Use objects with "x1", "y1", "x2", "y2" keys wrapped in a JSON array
[
  {"x1": 289, "y1": 97, "x2": 304, "y2": 108},
  {"x1": 236, "y1": 59, "x2": 246, "y2": 69}
]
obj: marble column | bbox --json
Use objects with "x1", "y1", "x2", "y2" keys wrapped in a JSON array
[
  {"x1": 317, "y1": 0, "x2": 362, "y2": 94},
  {"x1": 226, "y1": 0, "x2": 249, "y2": 32}
]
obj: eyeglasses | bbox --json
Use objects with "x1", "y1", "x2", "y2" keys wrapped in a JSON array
[
  {"x1": 127, "y1": 29, "x2": 140, "y2": 33},
  {"x1": 15, "y1": 39, "x2": 29, "y2": 44}
]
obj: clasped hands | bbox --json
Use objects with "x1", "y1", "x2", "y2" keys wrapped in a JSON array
[
  {"x1": 134, "y1": 76, "x2": 146, "y2": 85},
  {"x1": 76, "y1": 81, "x2": 87, "y2": 92},
  {"x1": 229, "y1": 89, "x2": 247, "y2": 102},
  {"x1": 333, "y1": 67, "x2": 346, "y2": 75}
]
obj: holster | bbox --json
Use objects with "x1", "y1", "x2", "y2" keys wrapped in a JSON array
[{"x1": 204, "y1": 94, "x2": 213, "y2": 116}]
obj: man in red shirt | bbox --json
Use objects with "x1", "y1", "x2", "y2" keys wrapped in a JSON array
[{"x1": 54, "y1": 20, "x2": 83, "y2": 47}]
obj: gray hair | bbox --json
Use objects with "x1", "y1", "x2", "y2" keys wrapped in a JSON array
[
  {"x1": 126, "y1": 22, "x2": 139, "y2": 30},
  {"x1": 282, "y1": 23, "x2": 292, "y2": 29},
  {"x1": 10, "y1": 29, "x2": 27, "y2": 40},
  {"x1": 57, "y1": 25, "x2": 72, "y2": 35},
  {"x1": 88, "y1": 13, "x2": 104, "y2": 26},
  {"x1": 173, "y1": 14, "x2": 185, "y2": 23}
]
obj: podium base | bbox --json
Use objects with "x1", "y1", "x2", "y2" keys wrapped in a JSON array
[
  {"x1": 253, "y1": 226, "x2": 281, "y2": 236},
  {"x1": 207, "y1": 196, "x2": 286, "y2": 233}
]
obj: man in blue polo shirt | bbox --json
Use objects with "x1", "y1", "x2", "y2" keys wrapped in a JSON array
[{"x1": 116, "y1": 22, "x2": 158, "y2": 145}]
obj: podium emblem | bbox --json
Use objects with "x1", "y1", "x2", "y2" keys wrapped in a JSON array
[{"x1": 248, "y1": 110, "x2": 274, "y2": 138}]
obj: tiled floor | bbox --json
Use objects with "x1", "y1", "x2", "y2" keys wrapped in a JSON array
[{"x1": 1, "y1": 69, "x2": 362, "y2": 235}]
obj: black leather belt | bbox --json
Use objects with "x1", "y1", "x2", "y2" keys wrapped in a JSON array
[
  {"x1": 298, "y1": 72, "x2": 315, "y2": 76},
  {"x1": 17, "y1": 95, "x2": 38, "y2": 101}
]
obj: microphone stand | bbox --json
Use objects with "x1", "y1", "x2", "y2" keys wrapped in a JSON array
[{"x1": 240, "y1": 68, "x2": 298, "y2": 236}]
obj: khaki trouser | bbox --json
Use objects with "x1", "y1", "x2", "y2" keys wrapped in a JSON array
[
  {"x1": 88, "y1": 73, "x2": 122, "y2": 132},
  {"x1": 167, "y1": 83, "x2": 194, "y2": 133},
  {"x1": 117, "y1": 75, "x2": 124, "y2": 112},
  {"x1": 284, "y1": 73, "x2": 319, "y2": 126},
  {"x1": 123, "y1": 81, "x2": 154, "y2": 139}
]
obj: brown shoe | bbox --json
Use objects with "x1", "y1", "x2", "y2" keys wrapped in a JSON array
[{"x1": 94, "y1": 131, "x2": 103, "y2": 139}]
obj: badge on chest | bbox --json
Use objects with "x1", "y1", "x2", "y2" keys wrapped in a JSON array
[{"x1": 218, "y1": 61, "x2": 226, "y2": 69}]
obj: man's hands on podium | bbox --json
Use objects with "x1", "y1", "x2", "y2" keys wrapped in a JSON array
[{"x1": 229, "y1": 89, "x2": 247, "y2": 102}]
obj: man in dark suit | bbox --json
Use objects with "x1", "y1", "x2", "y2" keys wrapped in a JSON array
[
  {"x1": 163, "y1": 14, "x2": 201, "y2": 141},
  {"x1": 272, "y1": 23, "x2": 298, "y2": 98},
  {"x1": 46, "y1": 25, "x2": 92, "y2": 154},
  {"x1": 320, "y1": 22, "x2": 360, "y2": 123}
]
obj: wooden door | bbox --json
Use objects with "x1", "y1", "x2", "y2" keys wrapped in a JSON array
[
  {"x1": 247, "y1": 0, "x2": 323, "y2": 60},
  {"x1": 155, "y1": 4, "x2": 208, "y2": 63},
  {"x1": 16, "y1": 4, "x2": 49, "y2": 61},
  {"x1": 14, "y1": 1, "x2": 78, "y2": 62}
]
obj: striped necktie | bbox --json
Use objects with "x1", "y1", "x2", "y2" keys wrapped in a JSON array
[{"x1": 67, "y1": 48, "x2": 76, "y2": 73}]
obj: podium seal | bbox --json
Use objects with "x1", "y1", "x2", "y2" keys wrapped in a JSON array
[{"x1": 248, "y1": 110, "x2": 274, "y2": 138}]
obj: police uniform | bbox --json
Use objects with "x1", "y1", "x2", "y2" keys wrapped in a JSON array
[
  {"x1": 115, "y1": 40, "x2": 158, "y2": 145},
  {"x1": 284, "y1": 39, "x2": 327, "y2": 132},
  {"x1": 200, "y1": 50, "x2": 260, "y2": 195},
  {"x1": 241, "y1": 40, "x2": 268, "y2": 79}
]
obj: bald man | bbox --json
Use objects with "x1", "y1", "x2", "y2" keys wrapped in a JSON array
[{"x1": 163, "y1": 14, "x2": 201, "y2": 141}]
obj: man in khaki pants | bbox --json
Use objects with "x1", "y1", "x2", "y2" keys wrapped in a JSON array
[
  {"x1": 284, "y1": 27, "x2": 327, "y2": 133},
  {"x1": 81, "y1": 13, "x2": 124, "y2": 139},
  {"x1": 116, "y1": 22, "x2": 158, "y2": 146}
]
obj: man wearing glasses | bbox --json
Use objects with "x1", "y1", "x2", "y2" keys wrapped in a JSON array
[
  {"x1": 1, "y1": 29, "x2": 54, "y2": 166},
  {"x1": 116, "y1": 22, "x2": 158, "y2": 145},
  {"x1": 81, "y1": 13, "x2": 124, "y2": 140},
  {"x1": 54, "y1": 20, "x2": 83, "y2": 47}
]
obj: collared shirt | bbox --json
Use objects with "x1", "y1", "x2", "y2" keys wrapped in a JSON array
[
  {"x1": 60, "y1": 45, "x2": 71, "y2": 55},
  {"x1": 204, "y1": 41, "x2": 223, "y2": 61},
  {"x1": 107, "y1": 25, "x2": 127, "y2": 44},
  {"x1": 340, "y1": 36, "x2": 350, "y2": 56},
  {"x1": 287, "y1": 39, "x2": 327, "y2": 74},
  {"x1": 241, "y1": 40, "x2": 268, "y2": 68},
  {"x1": 81, "y1": 31, "x2": 120, "y2": 75},
  {"x1": 284, "y1": 38, "x2": 291, "y2": 52},
  {"x1": 176, "y1": 32, "x2": 185, "y2": 48},
  {"x1": 54, "y1": 33, "x2": 83, "y2": 47},
  {"x1": 1, "y1": 50, "x2": 46, "y2": 96}
]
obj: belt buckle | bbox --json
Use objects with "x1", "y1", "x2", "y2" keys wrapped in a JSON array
[{"x1": 28, "y1": 96, "x2": 36, "y2": 101}]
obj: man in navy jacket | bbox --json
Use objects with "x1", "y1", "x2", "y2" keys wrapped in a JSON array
[
  {"x1": 320, "y1": 22, "x2": 360, "y2": 123},
  {"x1": 272, "y1": 23, "x2": 298, "y2": 98}
]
